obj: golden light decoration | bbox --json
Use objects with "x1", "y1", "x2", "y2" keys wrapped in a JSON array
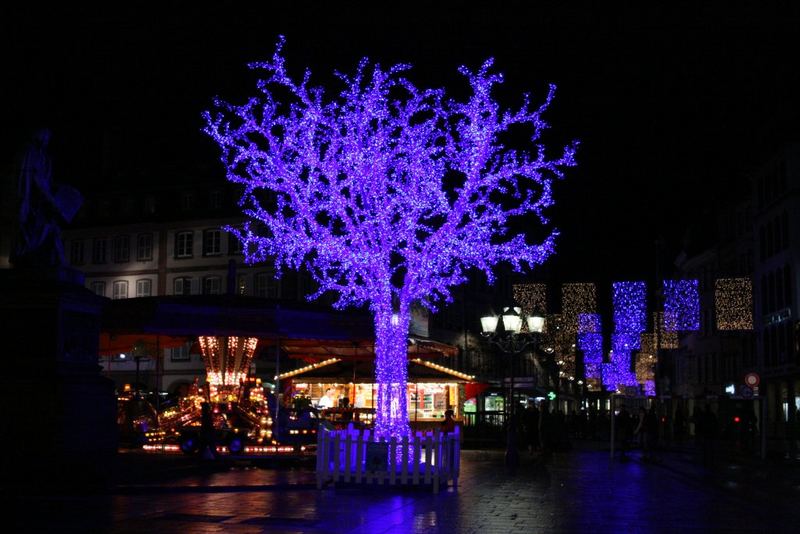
[
  {"x1": 639, "y1": 333, "x2": 656, "y2": 355},
  {"x1": 653, "y1": 312, "x2": 679, "y2": 349},
  {"x1": 411, "y1": 358, "x2": 475, "y2": 381},
  {"x1": 543, "y1": 313, "x2": 577, "y2": 380},
  {"x1": 561, "y1": 283, "x2": 597, "y2": 333},
  {"x1": 199, "y1": 336, "x2": 259, "y2": 401},
  {"x1": 513, "y1": 283, "x2": 547, "y2": 316},
  {"x1": 715, "y1": 277, "x2": 753, "y2": 331},
  {"x1": 277, "y1": 357, "x2": 341, "y2": 379},
  {"x1": 635, "y1": 353, "x2": 656, "y2": 383}
]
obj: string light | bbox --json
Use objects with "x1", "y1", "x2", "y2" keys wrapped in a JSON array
[
  {"x1": 204, "y1": 38, "x2": 577, "y2": 438},
  {"x1": 412, "y1": 358, "x2": 475, "y2": 381},
  {"x1": 513, "y1": 283, "x2": 547, "y2": 316},
  {"x1": 639, "y1": 333, "x2": 656, "y2": 355},
  {"x1": 278, "y1": 358, "x2": 341, "y2": 379},
  {"x1": 635, "y1": 352, "x2": 656, "y2": 383},
  {"x1": 577, "y1": 313, "x2": 602, "y2": 380},
  {"x1": 541, "y1": 313, "x2": 576, "y2": 380},
  {"x1": 561, "y1": 283, "x2": 596, "y2": 333},
  {"x1": 663, "y1": 279, "x2": 700, "y2": 331},
  {"x1": 612, "y1": 281, "x2": 647, "y2": 338},
  {"x1": 715, "y1": 277, "x2": 753, "y2": 330},
  {"x1": 653, "y1": 312, "x2": 679, "y2": 349},
  {"x1": 604, "y1": 282, "x2": 647, "y2": 390}
]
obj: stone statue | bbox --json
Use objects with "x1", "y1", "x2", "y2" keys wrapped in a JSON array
[{"x1": 11, "y1": 127, "x2": 82, "y2": 267}]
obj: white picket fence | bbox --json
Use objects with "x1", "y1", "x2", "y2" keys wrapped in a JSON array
[{"x1": 316, "y1": 424, "x2": 460, "y2": 493}]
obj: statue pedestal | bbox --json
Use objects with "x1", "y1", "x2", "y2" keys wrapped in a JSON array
[{"x1": 0, "y1": 267, "x2": 117, "y2": 492}]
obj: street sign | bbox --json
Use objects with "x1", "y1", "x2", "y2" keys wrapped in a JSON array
[
  {"x1": 742, "y1": 386, "x2": 754, "y2": 398},
  {"x1": 744, "y1": 372, "x2": 760, "y2": 388}
]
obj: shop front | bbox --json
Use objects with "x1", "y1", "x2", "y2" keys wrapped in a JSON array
[{"x1": 278, "y1": 354, "x2": 473, "y2": 430}]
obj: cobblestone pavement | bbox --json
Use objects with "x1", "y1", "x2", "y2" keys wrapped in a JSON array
[{"x1": 9, "y1": 446, "x2": 800, "y2": 533}]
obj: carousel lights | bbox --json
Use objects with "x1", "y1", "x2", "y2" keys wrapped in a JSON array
[
  {"x1": 663, "y1": 279, "x2": 700, "y2": 331},
  {"x1": 715, "y1": 277, "x2": 753, "y2": 330},
  {"x1": 278, "y1": 358, "x2": 341, "y2": 380}
]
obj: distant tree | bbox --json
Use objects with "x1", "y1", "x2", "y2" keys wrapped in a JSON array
[{"x1": 204, "y1": 38, "x2": 577, "y2": 438}]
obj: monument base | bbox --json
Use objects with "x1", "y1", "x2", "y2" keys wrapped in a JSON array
[{"x1": 0, "y1": 267, "x2": 118, "y2": 492}]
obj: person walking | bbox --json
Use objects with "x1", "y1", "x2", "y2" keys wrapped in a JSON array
[
  {"x1": 523, "y1": 401, "x2": 540, "y2": 454},
  {"x1": 634, "y1": 407, "x2": 646, "y2": 449},
  {"x1": 644, "y1": 406, "x2": 659, "y2": 460},
  {"x1": 616, "y1": 405, "x2": 633, "y2": 459}
]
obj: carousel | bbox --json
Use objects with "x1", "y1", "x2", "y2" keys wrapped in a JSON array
[{"x1": 115, "y1": 334, "x2": 301, "y2": 457}]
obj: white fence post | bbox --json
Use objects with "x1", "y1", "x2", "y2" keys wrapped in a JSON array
[{"x1": 315, "y1": 425, "x2": 460, "y2": 492}]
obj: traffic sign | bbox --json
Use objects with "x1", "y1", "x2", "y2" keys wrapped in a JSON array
[
  {"x1": 744, "y1": 372, "x2": 760, "y2": 388},
  {"x1": 742, "y1": 386, "x2": 754, "y2": 398}
]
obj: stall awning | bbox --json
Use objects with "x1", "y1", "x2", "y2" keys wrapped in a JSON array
[
  {"x1": 98, "y1": 333, "x2": 190, "y2": 356},
  {"x1": 464, "y1": 382, "x2": 491, "y2": 400},
  {"x1": 278, "y1": 357, "x2": 474, "y2": 383}
]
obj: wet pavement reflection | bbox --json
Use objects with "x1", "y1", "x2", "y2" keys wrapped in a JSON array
[{"x1": 11, "y1": 447, "x2": 799, "y2": 533}]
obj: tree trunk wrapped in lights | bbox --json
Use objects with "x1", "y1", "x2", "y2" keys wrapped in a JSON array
[{"x1": 204, "y1": 37, "x2": 577, "y2": 439}]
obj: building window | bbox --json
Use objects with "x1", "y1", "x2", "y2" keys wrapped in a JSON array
[
  {"x1": 70, "y1": 240, "x2": 84, "y2": 265},
  {"x1": 181, "y1": 192, "x2": 194, "y2": 211},
  {"x1": 174, "y1": 277, "x2": 192, "y2": 295},
  {"x1": 175, "y1": 231, "x2": 193, "y2": 258},
  {"x1": 782, "y1": 211, "x2": 790, "y2": 250},
  {"x1": 144, "y1": 195, "x2": 156, "y2": 215},
  {"x1": 169, "y1": 344, "x2": 191, "y2": 362},
  {"x1": 203, "y1": 229, "x2": 221, "y2": 256},
  {"x1": 92, "y1": 238, "x2": 107, "y2": 264},
  {"x1": 255, "y1": 271, "x2": 281, "y2": 298},
  {"x1": 112, "y1": 235, "x2": 130, "y2": 263},
  {"x1": 136, "y1": 279, "x2": 152, "y2": 298},
  {"x1": 203, "y1": 276, "x2": 222, "y2": 295},
  {"x1": 210, "y1": 190, "x2": 222, "y2": 210},
  {"x1": 90, "y1": 281, "x2": 106, "y2": 297},
  {"x1": 137, "y1": 233, "x2": 153, "y2": 261},
  {"x1": 112, "y1": 280, "x2": 128, "y2": 299},
  {"x1": 228, "y1": 231, "x2": 243, "y2": 255}
]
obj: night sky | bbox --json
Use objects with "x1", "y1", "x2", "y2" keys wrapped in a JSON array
[{"x1": 4, "y1": 3, "x2": 800, "y2": 286}]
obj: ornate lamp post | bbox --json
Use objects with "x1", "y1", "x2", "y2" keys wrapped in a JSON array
[{"x1": 481, "y1": 308, "x2": 545, "y2": 472}]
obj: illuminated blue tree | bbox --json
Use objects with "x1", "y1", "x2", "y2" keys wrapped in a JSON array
[{"x1": 204, "y1": 38, "x2": 577, "y2": 438}]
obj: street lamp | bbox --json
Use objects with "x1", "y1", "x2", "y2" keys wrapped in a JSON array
[
  {"x1": 132, "y1": 340, "x2": 148, "y2": 396},
  {"x1": 481, "y1": 307, "x2": 545, "y2": 472}
]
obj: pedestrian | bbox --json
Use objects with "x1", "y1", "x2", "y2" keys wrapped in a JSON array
[
  {"x1": 702, "y1": 407, "x2": 718, "y2": 467},
  {"x1": 441, "y1": 409, "x2": 456, "y2": 433},
  {"x1": 693, "y1": 405, "x2": 705, "y2": 453},
  {"x1": 199, "y1": 402, "x2": 218, "y2": 461},
  {"x1": 634, "y1": 407, "x2": 646, "y2": 449},
  {"x1": 616, "y1": 405, "x2": 633, "y2": 458},
  {"x1": 674, "y1": 408, "x2": 686, "y2": 441},
  {"x1": 539, "y1": 400, "x2": 554, "y2": 455},
  {"x1": 644, "y1": 406, "x2": 659, "y2": 460},
  {"x1": 523, "y1": 400, "x2": 540, "y2": 454}
]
